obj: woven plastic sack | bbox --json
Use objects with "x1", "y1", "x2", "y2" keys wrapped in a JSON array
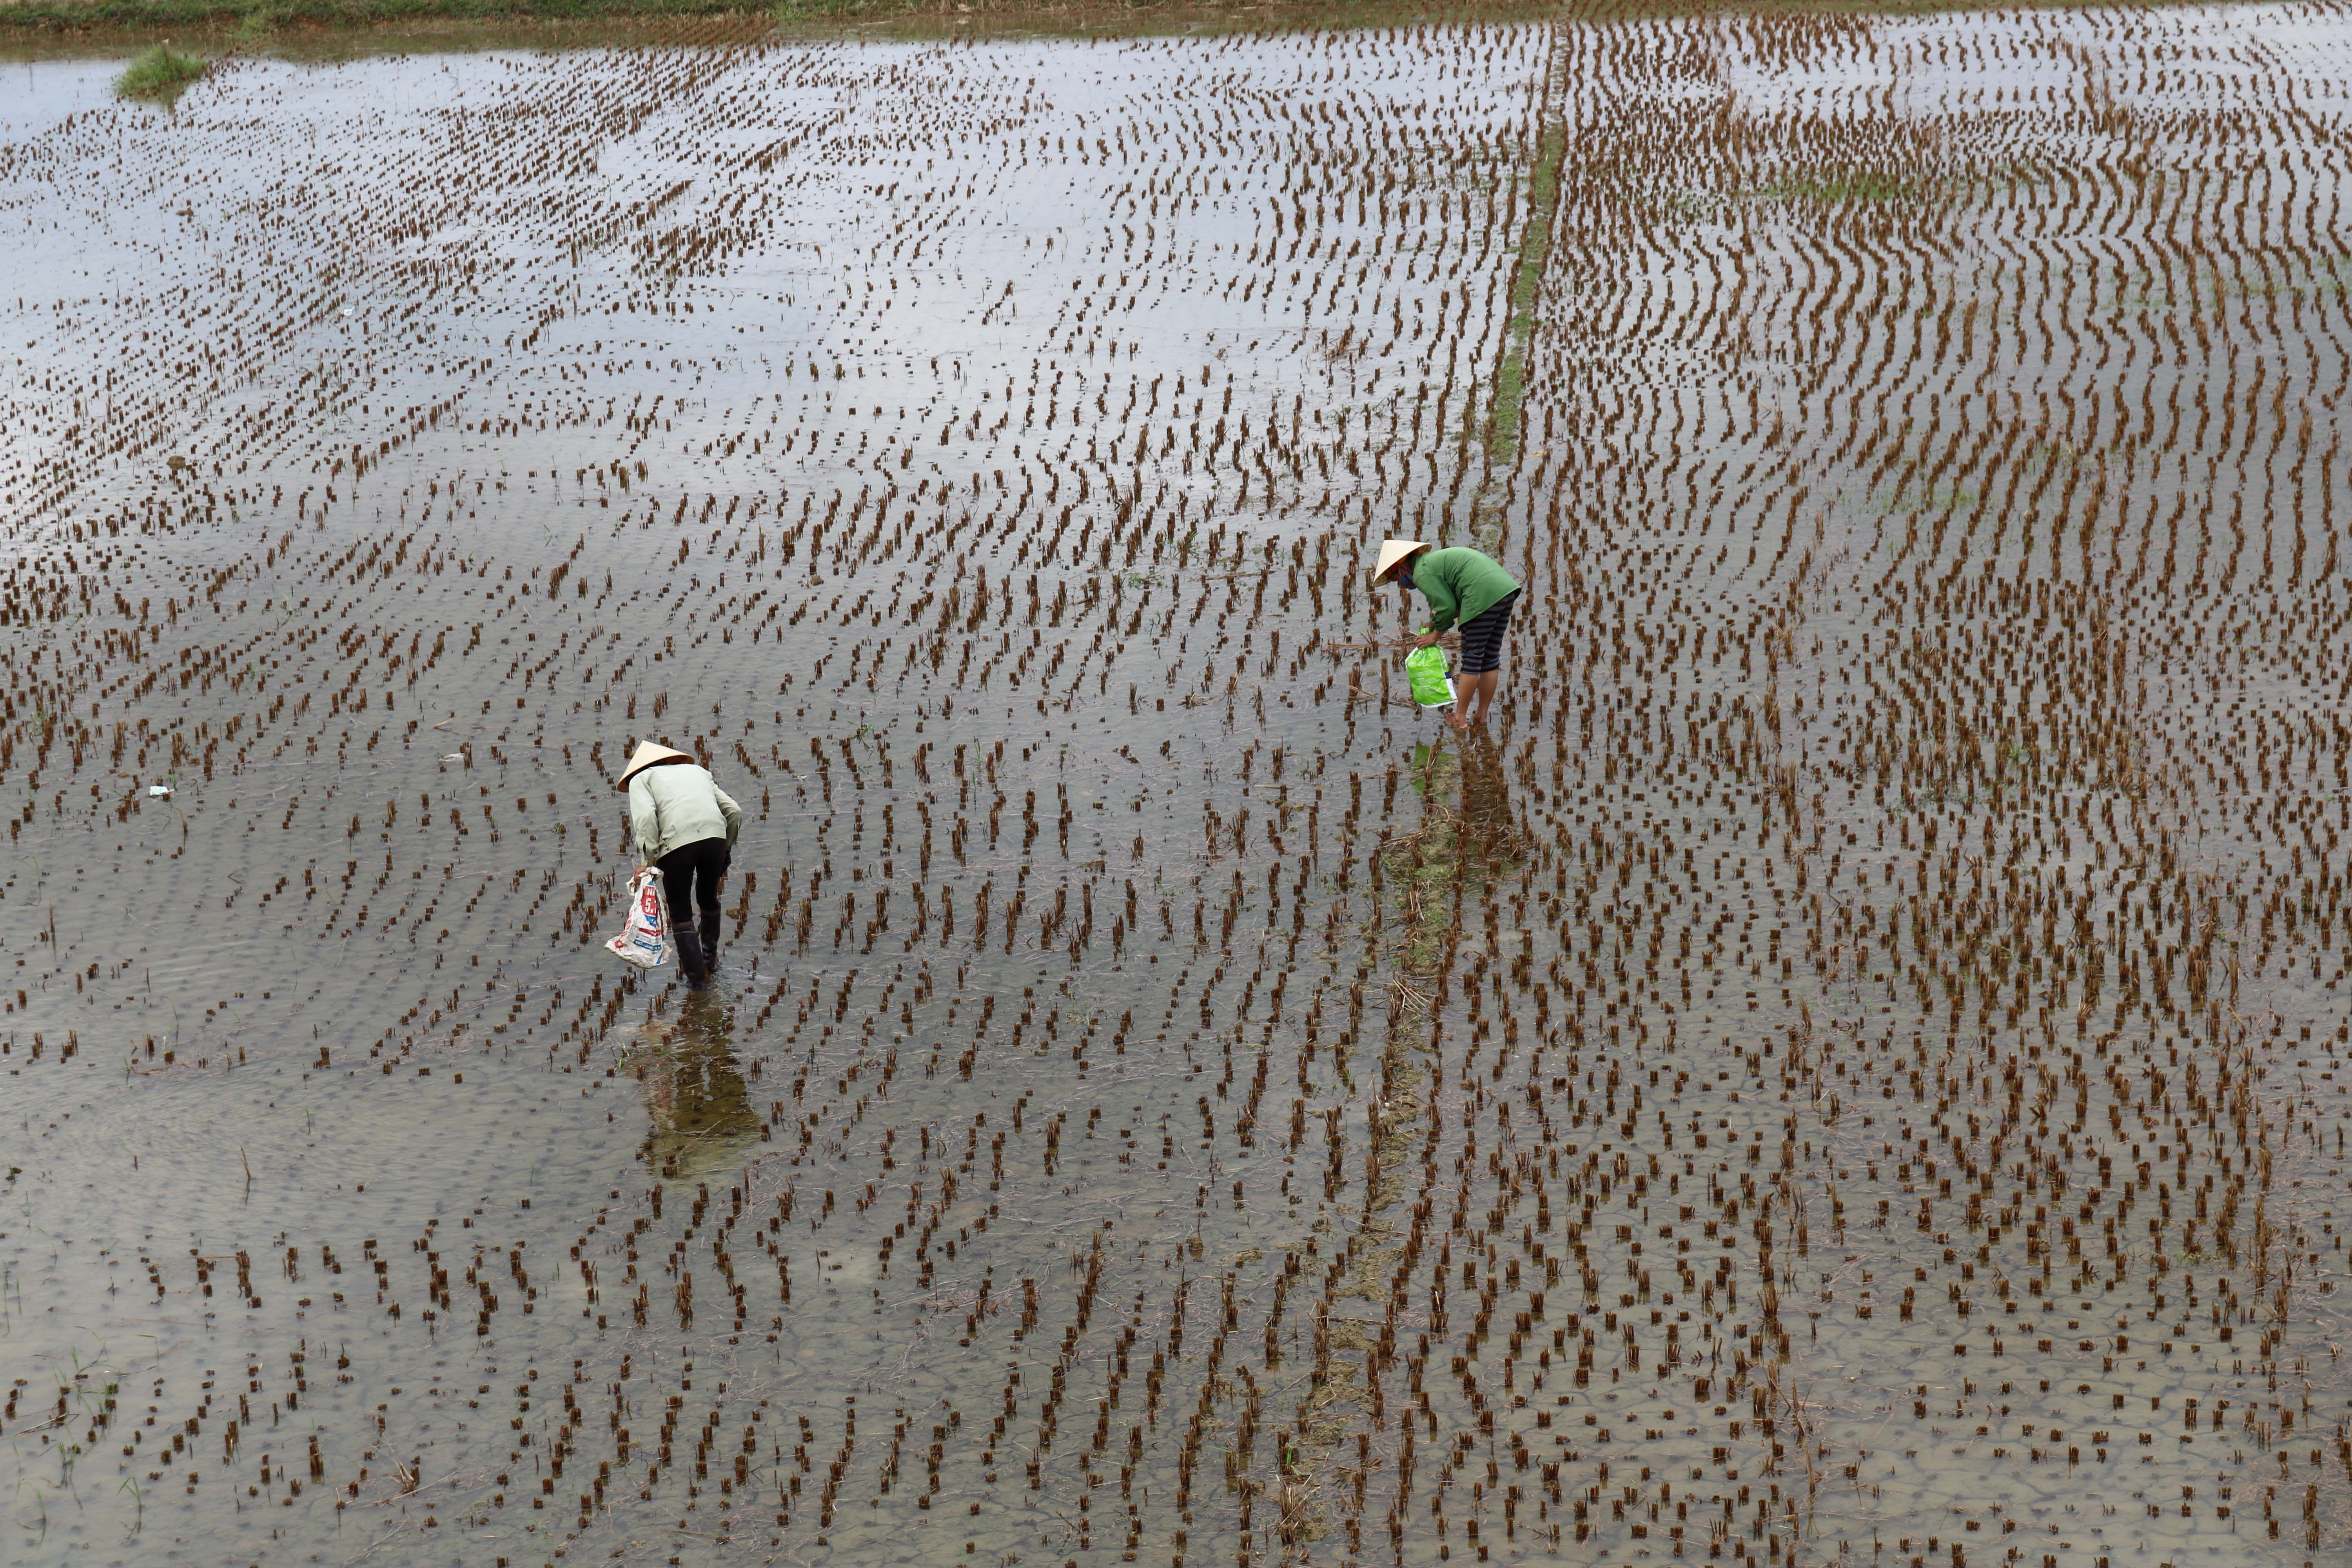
[
  {"x1": 604, "y1": 867, "x2": 673, "y2": 969},
  {"x1": 1404, "y1": 643, "x2": 1456, "y2": 709}
]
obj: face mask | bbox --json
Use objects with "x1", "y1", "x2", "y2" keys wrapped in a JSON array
[{"x1": 1397, "y1": 569, "x2": 1416, "y2": 592}]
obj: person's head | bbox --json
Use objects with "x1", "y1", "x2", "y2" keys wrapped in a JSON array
[
  {"x1": 1370, "y1": 539, "x2": 1429, "y2": 591},
  {"x1": 615, "y1": 740, "x2": 696, "y2": 790}
]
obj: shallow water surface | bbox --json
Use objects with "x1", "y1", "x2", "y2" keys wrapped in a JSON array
[{"x1": 6, "y1": 7, "x2": 2352, "y2": 1567}]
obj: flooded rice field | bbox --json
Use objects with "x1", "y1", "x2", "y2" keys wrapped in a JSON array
[{"x1": 7, "y1": 3, "x2": 2352, "y2": 1564}]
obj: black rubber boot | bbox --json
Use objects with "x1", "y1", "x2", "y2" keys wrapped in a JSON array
[
  {"x1": 699, "y1": 925, "x2": 720, "y2": 977},
  {"x1": 675, "y1": 913, "x2": 710, "y2": 990}
]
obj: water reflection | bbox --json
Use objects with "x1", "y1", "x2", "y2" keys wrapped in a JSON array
[
  {"x1": 629, "y1": 995, "x2": 760, "y2": 1179},
  {"x1": 1454, "y1": 730, "x2": 1521, "y2": 881}
]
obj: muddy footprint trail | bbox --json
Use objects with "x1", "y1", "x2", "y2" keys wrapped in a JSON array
[{"x1": 6, "y1": 7, "x2": 2352, "y2": 1567}]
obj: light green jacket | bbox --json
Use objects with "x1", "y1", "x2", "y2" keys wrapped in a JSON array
[
  {"x1": 1408, "y1": 547, "x2": 1520, "y2": 633},
  {"x1": 628, "y1": 762, "x2": 742, "y2": 864}
]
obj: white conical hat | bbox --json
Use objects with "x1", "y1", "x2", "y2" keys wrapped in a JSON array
[
  {"x1": 615, "y1": 740, "x2": 693, "y2": 788},
  {"x1": 1370, "y1": 539, "x2": 1430, "y2": 586}
]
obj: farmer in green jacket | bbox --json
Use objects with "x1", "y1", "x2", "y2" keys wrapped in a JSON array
[
  {"x1": 617, "y1": 741, "x2": 743, "y2": 990},
  {"x1": 1370, "y1": 540, "x2": 1522, "y2": 732}
]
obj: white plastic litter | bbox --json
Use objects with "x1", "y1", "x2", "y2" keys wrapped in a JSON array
[
  {"x1": 148, "y1": 785, "x2": 172, "y2": 798},
  {"x1": 603, "y1": 867, "x2": 672, "y2": 969},
  {"x1": 441, "y1": 753, "x2": 465, "y2": 762}
]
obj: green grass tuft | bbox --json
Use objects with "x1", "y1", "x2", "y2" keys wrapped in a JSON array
[
  {"x1": 1481, "y1": 115, "x2": 1563, "y2": 471},
  {"x1": 116, "y1": 42, "x2": 208, "y2": 100},
  {"x1": 770, "y1": 0, "x2": 875, "y2": 18}
]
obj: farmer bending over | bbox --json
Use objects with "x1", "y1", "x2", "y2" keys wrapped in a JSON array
[
  {"x1": 618, "y1": 741, "x2": 742, "y2": 991},
  {"x1": 1370, "y1": 540, "x2": 1522, "y2": 732}
]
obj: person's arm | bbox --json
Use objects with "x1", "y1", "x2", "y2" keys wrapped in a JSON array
[
  {"x1": 629, "y1": 774, "x2": 662, "y2": 865},
  {"x1": 713, "y1": 784, "x2": 742, "y2": 849},
  {"x1": 1418, "y1": 566, "x2": 1462, "y2": 634}
]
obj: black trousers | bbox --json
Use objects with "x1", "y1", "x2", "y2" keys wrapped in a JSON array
[
  {"x1": 1455, "y1": 590, "x2": 1520, "y2": 675},
  {"x1": 657, "y1": 837, "x2": 731, "y2": 942}
]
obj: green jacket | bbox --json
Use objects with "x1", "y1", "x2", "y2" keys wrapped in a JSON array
[
  {"x1": 628, "y1": 762, "x2": 742, "y2": 864},
  {"x1": 1408, "y1": 547, "x2": 1519, "y2": 633}
]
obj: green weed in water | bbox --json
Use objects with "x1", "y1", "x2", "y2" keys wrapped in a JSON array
[
  {"x1": 116, "y1": 43, "x2": 208, "y2": 102},
  {"x1": 1482, "y1": 116, "x2": 1564, "y2": 472},
  {"x1": 1753, "y1": 170, "x2": 1925, "y2": 204}
]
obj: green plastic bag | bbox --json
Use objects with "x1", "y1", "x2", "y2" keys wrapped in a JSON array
[{"x1": 1404, "y1": 643, "x2": 1455, "y2": 708}]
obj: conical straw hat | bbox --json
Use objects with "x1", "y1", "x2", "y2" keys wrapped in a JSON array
[
  {"x1": 615, "y1": 740, "x2": 693, "y2": 788},
  {"x1": 1370, "y1": 539, "x2": 1430, "y2": 586}
]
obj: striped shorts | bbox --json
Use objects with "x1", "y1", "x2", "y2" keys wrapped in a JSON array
[{"x1": 1455, "y1": 590, "x2": 1520, "y2": 675}]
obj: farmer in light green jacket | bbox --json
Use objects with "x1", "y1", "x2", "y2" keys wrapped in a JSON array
[
  {"x1": 1370, "y1": 540, "x2": 1522, "y2": 731},
  {"x1": 616, "y1": 741, "x2": 742, "y2": 990}
]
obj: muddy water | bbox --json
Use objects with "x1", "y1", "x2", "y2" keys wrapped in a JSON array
[{"x1": 7, "y1": 6, "x2": 2352, "y2": 1566}]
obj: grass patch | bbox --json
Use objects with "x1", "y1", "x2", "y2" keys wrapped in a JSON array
[
  {"x1": 1743, "y1": 160, "x2": 2046, "y2": 209},
  {"x1": 20, "y1": 0, "x2": 764, "y2": 34},
  {"x1": 0, "y1": 0, "x2": 2136, "y2": 41},
  {"x1": 0, "y1": 0, "x2": 1559, "y2": 39},
  {"x1": 1481, "y1": 96, "x2": 1563, "y2": 469},
  {"x1": 771, "y1": 0, "x2": 884, "y2": 18},
  {"x1": 1751, "y1": 169, "x2": 1925, "y2": 204},
  {"x1": 115, "y1": 40, "x2": 206, "y2": 98}
]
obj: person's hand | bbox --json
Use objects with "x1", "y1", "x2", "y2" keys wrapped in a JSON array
[{"x1": 1413, "y1": 630, "x2": 1440, "y2": 650}]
